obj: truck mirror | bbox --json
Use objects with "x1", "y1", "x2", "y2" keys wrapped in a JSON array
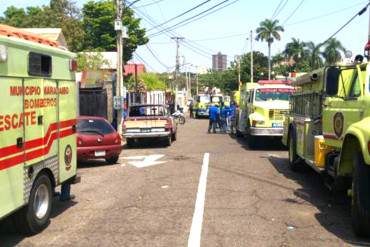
[{"x1": 326, "y1": 67, "x2": 340, "y2": 96}]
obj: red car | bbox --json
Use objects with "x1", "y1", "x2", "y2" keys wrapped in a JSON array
[{"x1": 77, "y1": 116, "x2": 122, "y2": 164}]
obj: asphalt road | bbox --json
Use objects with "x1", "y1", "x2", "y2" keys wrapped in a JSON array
[{"x1": 1, "y1": 118, "x2": 369, "y2": 246}]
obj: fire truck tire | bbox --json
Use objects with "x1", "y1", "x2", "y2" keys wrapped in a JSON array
[
  {"x1": 106, "y1": 155, "x2": 119, "y2": 164},
  {"x1": 14, "y1": 173, "x2": 52, "y2": 234},
  {"x1": 247, "y1": 134, "x2": 258, "y2": 149},
  {"x1": 351, "y1": 150, "x2": 370, "y2": 237},
  {"x1": 288, "y1": 130, "x2": 301, "y2": 171}
]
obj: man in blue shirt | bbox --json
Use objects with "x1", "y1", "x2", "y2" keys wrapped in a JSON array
[{"x1": 208, "y1": 104, "x2": 219, "y2": 133}]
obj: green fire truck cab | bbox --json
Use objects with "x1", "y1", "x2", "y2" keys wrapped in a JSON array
[{"x1": 282, "y1": 60, "x2": 370, "y2": 236}]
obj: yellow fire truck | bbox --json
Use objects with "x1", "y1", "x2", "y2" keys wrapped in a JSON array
[
  {"x1": 236, "y1": 80, "x2": 294, "y2": 148},
  {"x1": 0, "y1": 25, "x2": 79, "y2": 234},
  {"x1": 282, "y1": 58, "x2": 370, "y2": 236}
]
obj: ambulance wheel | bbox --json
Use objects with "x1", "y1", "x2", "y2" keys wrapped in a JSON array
[
  {"x1": 14, "y1": 173, "x2": 52, "y2": 234},
  {"x1": 351, "y1": 150, "x2": 370, "y2": 237},
  {"x1": 288, "y1": 129, "x2": 301, "y2": 172},
  {"x1": 106, "y1": 155, "x2": 119, "y2": 164}
]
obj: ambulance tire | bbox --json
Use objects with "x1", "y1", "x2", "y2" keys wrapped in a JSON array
[
  {"x1": 351, "y1": 150, "x2": 370, "y2": 237},
  {"x1": 288, "y1": 129, "x2": 301, "y2": 172},
  {"x1": 106, "y1": 155, "x2": 119, "y2": 164},
  {"x1": 14, "y1": 173, "x2": 52, "y2": 235}
]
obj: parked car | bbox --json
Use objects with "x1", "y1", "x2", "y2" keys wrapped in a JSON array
[
  {"x1": 77, "y1": 116, "x2": 122, "y2": 164},
  {"x1": 123, "y1": 104, "x2": 177, "y2": 147}
]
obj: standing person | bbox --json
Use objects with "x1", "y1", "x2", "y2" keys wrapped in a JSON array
[
  {"x1": 229, "y1": 101, "x2": 237, "y2": 134},
  {"x1": 223, "y1": 104, "x2": 231, "y2": 132},
  {"x1": 189, "y1": 100, "x2": 193, "y2": 118},
  {"x1": 208, "y1": 104, "x2": 218, "y2": 133},
  {"x1": 218, "y1": 102, "x2": 225, "y2": 131}
]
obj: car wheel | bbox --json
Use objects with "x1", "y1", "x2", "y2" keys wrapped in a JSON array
[
  {"x1": 288, "y1": 129, "x2": 301, "y2": 171},
  {"x1": 106, "y1": 155, "x2": 119, "y2": 164},
  {"x1": 126, "y1": 139, "x2": 134, "y2": 148},
  {"x1": 166, "y1": 136, "x2": 172, "y2": 146},
  {"x1": 352, "y1": 150, "x2": 370, "y2": 237},
  {"x1": 171, "y1": 131, "x2": 177, "y2": 141},
  {"x1": 14, "y1": 173, "x2": 52, "y2": 234}
]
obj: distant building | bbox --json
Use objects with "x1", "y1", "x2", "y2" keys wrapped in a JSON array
[
  {"x1": 20, "y1": 28, "x2": 68, "y2": 50},
  {"x1": 212, "y1": 52, "x2": 227, "y2": 71}
]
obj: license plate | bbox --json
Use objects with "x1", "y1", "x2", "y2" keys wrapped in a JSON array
[
  {"x1": 141, "y1": 128, "x2": 151, "y2": 133},
  {"x1": 272, "y1": 123, "x2": 283, "y2": 128},
  {"x1": 95, "y1": 151, "x2": 106, "y2": 157}
]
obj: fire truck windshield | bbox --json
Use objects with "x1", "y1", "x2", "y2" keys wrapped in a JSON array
[{"x1": 255, "y1": 88, "x2": 294, "y2": 102}]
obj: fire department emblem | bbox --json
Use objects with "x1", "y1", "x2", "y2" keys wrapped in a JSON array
[
  {"x1": 333, "y1": 112, "x2": 344, "y2": 138},
  {"x1": 64, "y1": 145, "x2": 72, "y2": 171}
]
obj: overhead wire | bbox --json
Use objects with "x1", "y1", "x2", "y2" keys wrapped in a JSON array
[
  {"x1": 145, "y1": 44, "x2": 170, "y2": 69},
  {"x1": 147, "y1": 0, "x2": 212, "y2": 32},
  {"x1": 149, "y1": 0, "x2": 238, "y2": 37},
  {"x1": 282, "y1": 0, "x2": 305, "y2": 25},
  {"x1": 134, "y1": 52, "x2": 156, "y2": 71},
  {"x1": 322, "y1": 2, "x2": 370, "y2": 44},
  {"x1": 273, "y1": 0, "x2": 288, "y2": 19},
  {"x1": 271, "y1": 0, "x2": 285, "y2": 19},
  {"x1": 134, "y1": 0, "x2": 166, "y2": 8}
]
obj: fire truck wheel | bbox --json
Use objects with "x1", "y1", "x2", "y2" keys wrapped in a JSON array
[
  {"x1": 106, "y1": 155, "x2": 119, "y2": 164},
  {"x1": 14, "y1": 173, "x2": 52, "y2": 234},
  {"x1": 288, "y1": 130, "x2": 300, "y2": 171},
  {"x1": 247, "y1": 134, "x2": 258, "y2": 149},
  {"x1": 351, "y1": 150, "x2": 370, "y2": 237}
]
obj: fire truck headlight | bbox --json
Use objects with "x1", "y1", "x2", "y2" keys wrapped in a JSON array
[{"x1": 0, "y1": 45, "x2": 8, "y2": 63}]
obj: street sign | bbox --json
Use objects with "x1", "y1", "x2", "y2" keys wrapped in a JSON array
[{"x1": 113, "y1": 96, "x2": 124, "y2": 110}]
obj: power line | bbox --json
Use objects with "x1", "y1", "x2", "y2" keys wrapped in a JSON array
[
  {"x1": 127, "y1": 0, "x2": 142, "y2": 7},
  {"x1": 285, "y1": 1, "x2": 367, "y2": 26},
  {"x1": 282, "y1": 0, "x2": 305, "y2": 25},
  {"x1": 151, "y1": 0, "x2": 240, "y2": 38},
  {"x1": 148, "y1": 0, "x2": 212, "y2": 32},
  {"x1": 273, "y1": 0, "x2": 288, "y2": 19},
  {"x1": 135, "y1": 0, "x2": 166, "y2": 8},
  {"x1": 145, "y1": 44, "x2": 170, "y2": 69},
  {"x1": 149, "y1": 0, "x2": 237, "y2": 37},
  {"x1": 322, "y1": 2, "x2": 370, "y2": 44},
  {"x1": 135, "y1": 52, "x2": 155, "y2": 71},
  {"x1": 272, "y1": 0, "x2": 284, "y2": 19}
]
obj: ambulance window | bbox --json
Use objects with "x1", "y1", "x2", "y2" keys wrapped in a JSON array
[{"x1": 28, "y1": 52, "x2": 52, "y2": 77}]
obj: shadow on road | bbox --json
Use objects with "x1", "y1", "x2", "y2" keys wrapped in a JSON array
[
  {"x1": 229, "y1": 133, "x2": 287, "y2": 151},
  {"x1": 125, "y1": 138, "x2": 171, "y2": 149},
  {"x1": 0, "y1": 198, "x2": 77, "y2": 247},
  {"x1": 268, "y1": 156, "x2": 370, "y2": 246}
]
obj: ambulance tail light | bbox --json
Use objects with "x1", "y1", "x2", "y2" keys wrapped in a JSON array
[
  {"x1": 70, "y1": 59, "x2": 77, "y2": 72},
  {"x1": 0, "y1": 45, "x2": 8, "y2": 63}
]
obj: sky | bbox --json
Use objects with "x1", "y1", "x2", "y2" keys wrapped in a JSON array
[{"x1": 0, "y1": 0, "x2": 369, "y2": 73}]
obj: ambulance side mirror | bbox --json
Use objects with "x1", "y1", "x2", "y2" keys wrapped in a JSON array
[{"x1": 325, "y1": 67, "x2": 340, "y2": 96}]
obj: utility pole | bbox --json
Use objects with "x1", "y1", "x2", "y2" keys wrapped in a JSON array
[
  {"x1": 196, "y1": 66, "x2": 199, "y2": 95},
  {"x1": 250, "y1": 30, "x2": 254, "y2": 83},
  {"x1": 115, "y1": 0, "x2": 123, "y2": 135},
  {"x1": 171, "y1": 37, "x2": 184, "y2": 108}
]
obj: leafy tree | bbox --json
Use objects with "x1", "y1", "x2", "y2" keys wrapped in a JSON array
[
  {"x1": 82, "y1": 0, "x2": 148, "y2": 62},
  {"x1": 239, "y1": 51, "x2": 268, "y2": 82},
  {"x1": 76, "y1": 52, "x2": 109, "y2": 71},
  {"x1": 322, "y1": 38, "x2": 346, "y2": 65},
  {"x1": 128, "y1": 72, "x2": 166, "y2": 91},
  {"x1": 304, "y1": 41, "x2": 323, "y2": 70},
  {"x1": 284, "y1": 38, "x2": 306, "y2": 65},
  {"x1": 255, "y1": 19, "x2": 284, "y2": 80}
]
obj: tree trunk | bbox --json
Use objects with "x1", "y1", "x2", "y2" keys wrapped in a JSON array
[{"x1": 268, "y1": 42, "x2": 271, "y2": 80}]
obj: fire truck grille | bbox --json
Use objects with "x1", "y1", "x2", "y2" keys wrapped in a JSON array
[{"x1": 269, "y1": 110, "x2": 287, "y2": 120}]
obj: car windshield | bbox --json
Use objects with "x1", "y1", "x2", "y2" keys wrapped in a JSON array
[
  {"x1": 255, "y1": 88, "x2": 294, "y2": 101},
  {"x1": 198, "y1": 95, "x2": 210, "y2": 103},
  {"x1": 77, "y1": 119, "x2": 115, "y2": 135},
  {"x1": 129, "y1": 105, "x2": 167, "y2": 117}
]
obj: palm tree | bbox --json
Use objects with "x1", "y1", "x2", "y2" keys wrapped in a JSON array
[
  {"x1": 304, "y1": 41, "x2": 323, "y2": 70},
  {"x1": 322, "y1": 38, "x2": 346, "y2": 65},
  {"x1": 255, "y1": 19, "x2": 284, "y2": 80},
  {"x1": 284, "y1": 38, "x2": 306, "y2": 64}
]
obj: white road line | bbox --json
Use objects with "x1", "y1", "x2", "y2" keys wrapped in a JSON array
[{"x1": 188, "y1": 153, "x2": 210, "y2": 247}]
